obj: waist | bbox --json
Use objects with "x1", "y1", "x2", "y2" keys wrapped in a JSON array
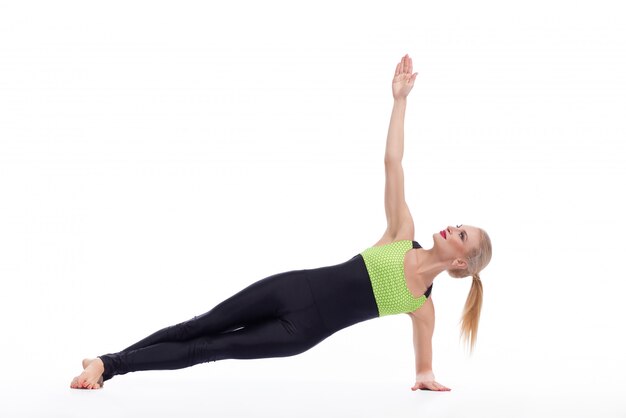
[{"x1": 304, "y1": 254, "x2": 380, "y2": 333}]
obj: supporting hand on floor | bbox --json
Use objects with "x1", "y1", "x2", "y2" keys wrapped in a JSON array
[{"x1": 411, "y1": 370, "x2": 451, "y2": 391}]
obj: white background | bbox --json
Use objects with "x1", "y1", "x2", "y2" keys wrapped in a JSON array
[{"x1": 1, "y1": 0, "x2": 624, "y2": 417}]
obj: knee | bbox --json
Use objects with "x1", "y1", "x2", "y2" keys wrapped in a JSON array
[
  {"x1": 187, "y1": 337, "x2": 219, "y2": 365},
  {"x1": 171, "y1": 317, "x2": 200, "y2": 341}
]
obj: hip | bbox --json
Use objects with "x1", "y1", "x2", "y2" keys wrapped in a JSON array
[{"x1": 304, "y1": 254, "x2": 380, "y2": 334}]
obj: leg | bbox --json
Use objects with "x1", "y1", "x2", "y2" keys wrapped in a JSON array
[
  {"x1": 117, "y1": 269, "x2": 306, "y2": 354},
  {"x1": 99, "y1": 306, "x2": 328, "y2": 381}
]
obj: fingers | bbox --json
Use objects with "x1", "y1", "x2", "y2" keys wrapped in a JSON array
[
  {"x1": 396, "y1": 54, "x2": 416, "y2": 77},
  {"x1": 428, "y1": 381, "x2": 449, "y2": 391},
  {"x1": 432, "y1": 381, "x2": 451, "y2": 391},
  {"x1": 411, "y1": 381, "x2": 451, "y2": 391},
  {"x1": 396, "y1": 55, "x2": 404, "y2": 75},
  {"x1": 403, "y1": 54, "x2": 411, "y2": 73}
]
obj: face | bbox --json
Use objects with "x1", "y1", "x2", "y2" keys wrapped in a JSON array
[{"x1": 432, "y1": 224, "x2": 482, "y2": 270}]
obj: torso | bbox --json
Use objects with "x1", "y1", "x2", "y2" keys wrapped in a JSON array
[{"x1": 372, "y1": 240, "x2": 428, "y2": 299}]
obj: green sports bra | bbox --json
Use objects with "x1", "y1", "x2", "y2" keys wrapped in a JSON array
[{"x1": 360, "y1": 240, "x2": 433, "y2": 317}]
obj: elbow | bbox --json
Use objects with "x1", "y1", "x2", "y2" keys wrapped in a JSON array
[{"x1": 384, "y1": 156, "x2": 402, "y2": 165}]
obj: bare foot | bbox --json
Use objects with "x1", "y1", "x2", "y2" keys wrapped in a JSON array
[
  {"x1": 82, "y1": 358, "x2": 105, "y2": 388},
  {"x1": 70, "y1": 358, "x2": 105, "y2": 389}
]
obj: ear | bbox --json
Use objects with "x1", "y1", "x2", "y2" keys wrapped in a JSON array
[{"x1": 452, "y1": 258, "x2": 468, "y2": 270}]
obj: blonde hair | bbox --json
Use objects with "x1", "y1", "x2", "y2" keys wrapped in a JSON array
[{"x1": 447, "y1": 228, "x2": 492, "y2": 355}]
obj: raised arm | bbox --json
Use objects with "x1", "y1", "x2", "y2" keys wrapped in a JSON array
[
  {"x1": 409, "y1": 298, "x2": 451, "y2": 391},
  {"x1": 380, "y1": 55, "x2": 418, "y2": 240},
  {"x1": 383, "y1": 101, "x2": 412, "y2": 239}
]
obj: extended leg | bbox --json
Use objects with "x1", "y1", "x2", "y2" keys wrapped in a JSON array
[
  {"x1": 99, "y1": 307, "x2": 328, "y2": 382},
  {"x1": 117, "y1": 270, "x2": 306, "y2": 354}
]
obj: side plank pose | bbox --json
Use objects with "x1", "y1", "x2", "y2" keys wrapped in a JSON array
[{"x1": 70, "y1": 54, "x2": 492, "y2": 392}]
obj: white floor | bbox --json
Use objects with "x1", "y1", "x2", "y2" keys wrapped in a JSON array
[{"x1": 3, "y1": 363, "x2": 624, "y2": 418}]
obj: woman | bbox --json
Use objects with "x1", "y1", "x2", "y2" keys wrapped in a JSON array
[{"x1": 70, "y1": 54, "x2": 492, "y2": 392}]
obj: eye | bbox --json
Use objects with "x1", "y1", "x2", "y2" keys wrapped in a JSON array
[{"x1": 456, "y1": 225, "x2": 465, "y2": 241}]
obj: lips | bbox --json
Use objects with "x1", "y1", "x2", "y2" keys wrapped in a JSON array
[{"x1": 440, "y1": 230, "x2": 447, "y2": 239}]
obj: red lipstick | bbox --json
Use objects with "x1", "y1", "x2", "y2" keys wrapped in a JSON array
[{"x1": 440, "y1": 230, "x2": 446, "y2": 239}]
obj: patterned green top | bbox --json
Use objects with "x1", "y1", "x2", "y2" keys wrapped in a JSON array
[{"x1": 360, "y1": 240, "x2": 430, "y2": 316}]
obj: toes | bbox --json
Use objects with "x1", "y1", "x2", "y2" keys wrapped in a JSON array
[
  {"x1": 72, "y1": 375, "x2": 98, "y2": 389},
  {"x1": 85, "y1": 378, "x2": 101, "y2": 389}
]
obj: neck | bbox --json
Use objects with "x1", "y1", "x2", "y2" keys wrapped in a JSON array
[{"x1": 413, "y1": 247, "x2": 449, "y2": 288}]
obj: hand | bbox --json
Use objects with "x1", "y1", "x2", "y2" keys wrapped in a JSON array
[
  {"x1": 392, "y1": 54, "x2": 418, "y2": 100},
  {"x1": 411, "y1": 370, "x2": 451, "y2": 391}
]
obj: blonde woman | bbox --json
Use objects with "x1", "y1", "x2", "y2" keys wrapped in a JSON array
[{"x1": 71, "y1": 54, "x2": 492, "y2": 391}]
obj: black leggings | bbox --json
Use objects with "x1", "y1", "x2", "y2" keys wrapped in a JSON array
[{"x1": 99, "y1": 253, "x2": 379, "y2": 382}]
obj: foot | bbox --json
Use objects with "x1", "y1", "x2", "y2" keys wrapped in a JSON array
[
  {"x1": 70, "y1": 358, "x2": 105, "y2": 389},
  {"x1": 82, "y1": 358, "x2": 105, "y2": 388}
]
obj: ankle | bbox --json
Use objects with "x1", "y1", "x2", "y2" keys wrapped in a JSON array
[{"x1": 94, "y1": 357, "x2": 105, "y2": 369}]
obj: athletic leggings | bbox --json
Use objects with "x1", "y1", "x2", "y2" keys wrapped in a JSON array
[{"x1": 99, "y1": 253, "x2": 380, "y2": 382}]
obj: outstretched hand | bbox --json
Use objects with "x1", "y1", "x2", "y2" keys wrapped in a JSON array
[{"x1": 392, "y1": 54, "x2": 418, "y2": 100}]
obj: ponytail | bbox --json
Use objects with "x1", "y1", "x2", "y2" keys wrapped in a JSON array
[
  {"x1": 448, "y1": 228, "x2": 491, "y2": 355},
  {"x1": 459, "y1": 273, "x2": 483, "y2": 354}
]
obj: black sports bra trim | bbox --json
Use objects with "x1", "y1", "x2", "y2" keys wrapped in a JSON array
[{"x1": 412, "y1": 240, "x2": 433, "y2": 298}]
